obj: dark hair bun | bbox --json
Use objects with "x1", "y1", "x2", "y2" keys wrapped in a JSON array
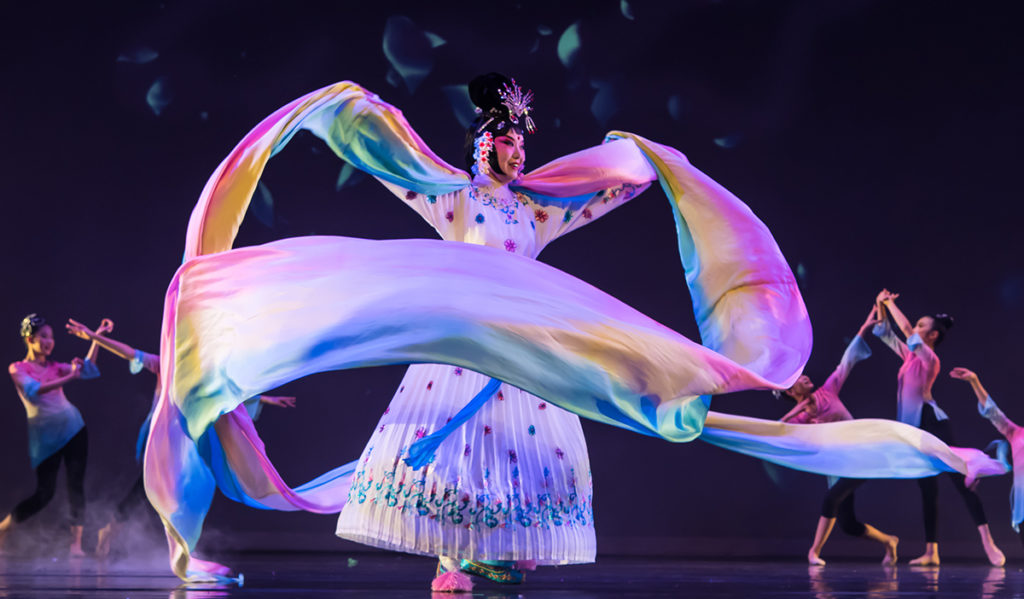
[
  {"x1": 933, "y1": 313, "x2": 954, "y2": 331},
  {"x1": 468, "y1": 73, "x2": 512, "y2": 113}
]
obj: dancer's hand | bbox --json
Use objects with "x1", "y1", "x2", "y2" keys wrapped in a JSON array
[
  {"x1": 876, "y1": 289, "x2": 898, "y2": 304},
  {"x1": 97, "y1": 318, "x2": 115, "y2": 334},
  {"x1": 259, "y1": 395, "x2": 297, "y2": 408},
  {"x1": 950, "y1": 367, "x2": 979, "y2": 383},
  {"x1": 69, "y1": 357, "x2": 85, "y2": 379},
  {"x1": 66, "y1": 318, "x2": 94, "y2": 340},
  {"x1": 859, "y1": 307, "x2": 881, "y2": 336}
]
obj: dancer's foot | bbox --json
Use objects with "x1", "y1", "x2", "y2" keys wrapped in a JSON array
[
  {"x1": 909, "y1": 553, "x2": 940, "y2": 566},
  {"x1": 979, "y1": 524, "x2": 1006, "y2": 567},
  {"x1": 807, "y1": 549, "x2": 826, "y2": 566},
  {"x1": 460, "y1": 559, "x2": 524, "y2": 584},
  {"x1": 882, "y1": 535, "x2": 899, "y2": 566},
  {"x1": 431, "y1": 557, "x2": 473, "y2": 592},
  {"x1": 0, "y1": 514, "x2": 12, "y2": 553},
  {"x1": 95, "y1": 522, "x2": 116, "y2": 558},
  {"x1": 69, "y1": 525, "x2": 85, "y2": 558}
]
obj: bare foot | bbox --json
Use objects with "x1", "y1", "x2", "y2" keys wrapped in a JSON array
[
  {"x1": 882, "y1": 535, "x2": 899, "y2": 565},
  {"x1": 983, "y1": 542, "x2": 1005, "y2": 567},
  {"x1": 95, "y1": 522, "x2": 116, "y2": 558},
  {"x1": 909, "y1": 553, "x2": 940, "y2": 566},
  {"x1": 807, "y1": 549, "x2": 826, "y2": 566},
  {"x1": 69, "y1": 544, "x2": 86, "y2": 558}
]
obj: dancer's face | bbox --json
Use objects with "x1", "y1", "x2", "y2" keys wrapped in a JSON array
[
  {"x1": 787, "y1": 374, "x2": 814, "y2": 398},
  {"x1": 913, "y1": 316, "x2": 939, "y2": 345},
  {"x1": 493, "y1": 129, "x2": 525, "y2": 183},
  {"x1": 26, "y1": 325, "x2": 54, "y2": 357}
]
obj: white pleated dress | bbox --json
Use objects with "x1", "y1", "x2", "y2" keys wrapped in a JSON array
[{"x1": 336, "y1": 171, "x2": 647, "y2": 564}]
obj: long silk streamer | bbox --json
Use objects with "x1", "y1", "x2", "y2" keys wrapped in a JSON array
[{"x1": 143, "y1": 81, "x2": 1006, "y2": 582}]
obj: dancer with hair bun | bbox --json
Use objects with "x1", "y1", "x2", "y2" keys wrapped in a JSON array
[
  {"x1": 875, "y1": 290, "x2": 1004, "y2": 566},
  {"x1": 1, "y1": 314, "x2": 107, "y2": 556}
]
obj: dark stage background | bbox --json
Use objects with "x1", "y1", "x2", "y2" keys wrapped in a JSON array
[{"x1": 2, "y1": 0, "x2": 1022, "y2": 559}]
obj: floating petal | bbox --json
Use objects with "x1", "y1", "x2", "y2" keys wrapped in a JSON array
[
  {"x1": 382, "y1": 16, "x2": 434, "y2": 93},
  {"x1": 589, "y1": 79, "x2": 618, "y2": 125},
  {"x1": 537, "y1": 25, "x2": 553, "y2": 36},
  {"x1": 713, "y1": 135, "x2": 741, "y2": 149},
  {"x1": 146, "y1": 77, "x2": 172, "y2": 115},
  {"x1": 621, "y1": 0, "x2": 635, "y2": 20},
  {"x1": 253, "y1": 182, "x2": 274, "y2": 228},
  {"x1": 425, "y1": 32, "x2": 446, "y2": 48},
  {"x1": 441, "y1": 84, "x2": 476, "y2": 129},
  {"x1": 557, "y1": 21, "x2": 581, "y2": 68},
  {"x1": 117, "y1": 46, "x2": 159, "y2": 64},
  {"x1": 335, "y1": 163, "x2": 367, "y2": 191},
  {"x1": 667, "y1": 95, "x2": 684, "y2": 121}
]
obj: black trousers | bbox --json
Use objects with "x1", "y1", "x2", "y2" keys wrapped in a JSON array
[
  {"x1": 11, "y1": 427, "x2": 88, "y2": 525},
  {"x1": 114, "y1": 475, "x2": 147, "y2": 522},
  {"x1": 821, "y1": 478, "x2": 868, "y2": 537},
  {"x1": 918, "y1": 405, "x2": 987, "y2": 542}
]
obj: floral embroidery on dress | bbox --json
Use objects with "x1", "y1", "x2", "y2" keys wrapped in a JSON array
[
  {"x1": 496, "y1": 390, "x2": 504, "y2": 401},
  {"x1": 508, "y1": 450, "x2": 518, "y2": 463},
  {"x1": 582, "y1": 208, "x2": 592, "y2": 220},
  {"x1": 563, "y1": 210, "x2": 573, "y2": 223},
  {"x1": 504, "y1": 239, "x2": 517, "y2": 252},
  {"x1": 534, "y1": 209, "x2": 549, "y2": 223},
  {"x1": 427, "y1": 381, "x2": 433, "y2": 390},
  {"x1": 484, "y1": 425, "x2": 493, "y2": 435},
  {"x1": 405, "y1": 190, "x2": 418, "y2": 201},
  {"x1": 475, "y1": 213, "x2": 485, "y2": 223},
  {"x1": 427, "y1": 195, "x2": 437, "y2": 204},
  {"x1": 470, "y1": 185, "x2": 520, "y2": 224},
  {"x1": 464, "y1": 443, "x2": 471, "y2": 457},
  {"x1": 555, "y1": 447, "x2": 565, "y2": 459},
  {"x1": 453, "y1": 367, "x2": 463, "y2": 375},
  {"x1": 528, "y1": 425, "x2": 536, "y2": 436},
  {"x1": 347, "y1": 465, "x2": 593, "y2": 530},
  {"x1": 414, "y1": 427, "x2": 427, "y2": 439},
  {"x1": 538, "y1": 402, "x2": 547, "y2": 410},
  {"x1": 445, "y1": 211, "x2": 454, "y2": 222}
]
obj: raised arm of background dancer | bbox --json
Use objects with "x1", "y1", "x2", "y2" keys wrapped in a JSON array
[
  {"x1": 820, "y1": 307, "x2": 878, "y2": 396},
  {"x1": 880, "y1": 291, "x2": 914, "y2": 339},
  {"x1": 780, "y1": 397, "x2": 814, "y2": 423},
  {"x1": 872, "y1": 294, "x2": 909, "y2": 359},
  {"x1": 950, "y1": 367, "x2": 1020, "y2": 438},
  {"x1": 66, "y1": 318, "x2": 136, "y2": 361},
  {"x1": 83, "y1": 318, "x2": 114, "y2": 364}
]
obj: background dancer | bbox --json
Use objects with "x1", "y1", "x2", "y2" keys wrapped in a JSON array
[
  {"x1": 950, "y1": 366, "x2": 1024, "y2": 546},
  {"x1": 63, "y1": 317, "x2": 296, "y2": 557},
  {"x1": 875, "y1": 290, "x2": 1003, "y2": 566},
  {"x1": 1, "y1": 315, "x2": 107, "y2": 556},
  {"x1": 780, "y1": 306, "x2": 900, "y2": 565}
]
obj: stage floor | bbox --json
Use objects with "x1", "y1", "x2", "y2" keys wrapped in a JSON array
[{"x1": 0, "y1": 553, "x2": 1018, "y2": 597}]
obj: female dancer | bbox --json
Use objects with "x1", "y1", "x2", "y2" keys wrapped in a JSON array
[
  {"x1": 333, "y1": 73, "x2": 655, "y2": 591},
  {"x1": 1, "y1": 314, "x2": 107, "y2": 556},
  {"x1": 875, "y1": 290, "x2": 1004, "y2": 565},
  {"x1": 950, "y1": 366, "x2": 1024, "y2": 544},
  {"x1": 782, "y1": 306, "x2": 900, "y2": 565},
  {"x1": 62, "y1": 317, "x2": 295, "y2": 557}
]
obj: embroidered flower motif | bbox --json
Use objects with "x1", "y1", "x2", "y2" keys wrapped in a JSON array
[
  {"x1": 464, "y1": 443, "x2": 471, "y2": 457},
  {"x1": 496, "y1": 390, "x2": 504, "y2": 401},
  {"x1": 405, "y1": 190, "x2": 418, "y2": 201},
  {"x1": 445, "y1": 211, "x2": 454, "y2": 222},
  {"x1": 414, "y1": 427, "x2": 427, "y2": 439},
  {"x1": 378, "y1": 424, "x2": 386, "y2": 432},
  {"x1": 538, "y1": 402, "x2": 547, "y2": 410},
  {"x1": 453, "y1": 367, "x2": 463, "y2": 375},
  {"x1": 582, "y1": 208, "x2": 593, "y2": 220},
  {"x1": 475, "y1": 213, "x2": 485, "y2": 223},
  {"x1": 504, "y1": 239, "x2": 517, "y2": 252},
  {"x1": 534, "y1": 209, "x2": 549, "y2": 223},
  {"x1": 555, "y1": 447, "x2": 565, "y2": 460},
  {"x1": 563, "y1": 210, "x2": 573, "y2": 223},
  {"x1": 427, "y1": 195, "x2": 437, "y2": 204},
  {"x1": 470, "y1": 185, "x2": 519, "y2": 224},
  {"x1": 508, "y1": 450, "x2": 518, "y2": 463},
  {"x1": 427, "y1": 381, "x2": 433, "y2": 390},
  {"x1": 528, "y1": 425, "x2": 536, "y2": 436},
  {"x1": 484, "y1": 425, "x2": 493, "y2": 435},
  {"x1": 399, "y1": 386, "x2": 405, "y2": 393}
]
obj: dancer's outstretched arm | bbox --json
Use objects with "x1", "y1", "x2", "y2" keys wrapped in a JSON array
[
  {"x1": 67, "y1": 318, "x2": 137, "y2": 361},
  {"x1": 878, "y1": 290, "x2": 913, "y2": 339},
  {"x1": 82, "y1": 318, "x2": 114, "y2": 364},
  {"x1": 951, "y1": 367, "x2": 1019, "y2": 438},
  {"x1": 780, "y1": 397, "x2": 814, "y2": 423}
]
